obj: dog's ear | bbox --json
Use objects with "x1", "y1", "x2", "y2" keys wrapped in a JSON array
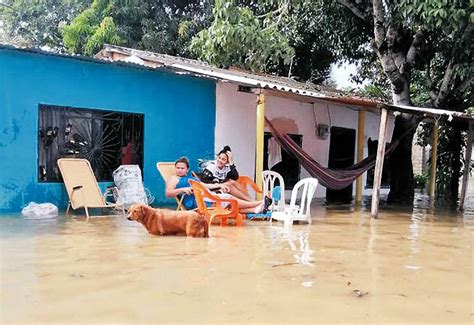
[{"x1": 140, "y1": 205, "x2": 145, "y2": 218}]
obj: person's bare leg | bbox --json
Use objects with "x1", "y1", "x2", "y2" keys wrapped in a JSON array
[
  {"x1": 226, "y1": 180, "x2": 252, "y2": 201},
  {"x1": 234, "y1": 198, "x2": 264, "y2": 213}
]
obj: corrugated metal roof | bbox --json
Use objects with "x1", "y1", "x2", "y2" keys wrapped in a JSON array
[
  {"x1": 97, "y1": 44, "x2": 374, "y2": 103},
  {"x1": 97, "y1": 44, "x2": 474, "y2": 122},
  {"x1": 1, "y1": 43, "x2": 471, "y2": 122}
]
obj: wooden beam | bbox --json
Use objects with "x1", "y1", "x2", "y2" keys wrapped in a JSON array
[
  {"x1": 429, "y1": 120, "x2": 439, "y2": 198},
  {"x1": 258, "y1": 88, "x2": 382, "y2": 115},
  {"x1": 371, "y1": 108, "x2": 389, "y2": 218},
  {"x1": 459, "y1": 121, "x2": 474, "y2": 211},
  {"x1": 356, "y1": 110, "x2": 366, "y2": 203},
  {"x1": 255, "y1": 94, "x2": 265, "y2": 199},
  {"x1": 260, "y1": 88, "x2": 316, "y2": 104}
]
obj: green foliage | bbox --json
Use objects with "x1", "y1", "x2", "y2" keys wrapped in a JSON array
[
  {"x1": 0, "y1": 0, "x2": 90, "y2": 50},
  {"x1": 60, "y1": 0, "x2": 212, "y2": 56},
  {"x1": 414, "y1": 173, "x2": 428, "y2": 189},
  {"x1": 190, "y1": 0, "x2": 294, "y2": 71},
  {"x1": 357, "y1": 83, "x2": 391, "y2": 102},
  {"x1": 321, "y1": 0, "x2": 472, "y2": 205},
  {"x1": 394, "y1": 0, "x2": 471, "y2": 32},
  {"x1": 62, "y1": 0, "x2": 122, "y2": 55}
]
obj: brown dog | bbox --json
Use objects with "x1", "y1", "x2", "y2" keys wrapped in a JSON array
[{"x1": 127, "y1": 204, "x2": 208, "y2": 238}]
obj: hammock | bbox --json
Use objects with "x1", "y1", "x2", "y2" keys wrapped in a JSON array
[{"x1": 265, "y1": 117, "x2": 400, "y2": 190}]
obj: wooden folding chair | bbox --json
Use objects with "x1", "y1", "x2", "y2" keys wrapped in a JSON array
[
  {"x1": 57, "y1": 158, "x2": 125, "y2": 219},
  {"x1": 156, "y1": 162, "x2": 185, "y2": 210}
]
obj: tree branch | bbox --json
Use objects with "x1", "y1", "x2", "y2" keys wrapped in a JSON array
[
  {"x1": 379, "y1": 53, "x2": 407, "y2": 95},
  {"x1": 338, "y1": 0, "x2": 370, "y2": 21},
  {"x1": 434, "y1": 60, "x2": 455, "y2": 108},
  {"x1": 425, "y1": 62, "x2": 438, "y2": 102},
  {"x1": 454, "y1": 77, "x2": 472, "y2": 94},
  {"x1": 0, "y1": 3, "x2": 15, "y2": 11},
  {"x1": 372, "y1": 0, "x2": 386, "y2": 48},
  {"x1": 406, "y1": 30, "x2": 423, "y2": 65},
  {"x1": 386, "y1": 25, "x2": 397, "y2": 48}
]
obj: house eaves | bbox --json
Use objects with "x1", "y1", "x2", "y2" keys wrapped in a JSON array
[{"x1": 97, "y1": 44, "x2": 375, "y2": 104}]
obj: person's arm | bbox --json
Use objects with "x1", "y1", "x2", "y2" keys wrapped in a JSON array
[
  {"x1": 202, "y1": 182, "x2": 230, "y2": 193},
  {"x1": 224, "y1": 151, "x2": 239, "y2": 180},
  {"x1": 199, "y1": 168, "x2": 215, "y2": 184},
  {"x1": 226, "y1": 164, "x2": 239, "y2": 180},
  {"x1": 165, "y1": 176, "x2": 192, "y2": 197}
]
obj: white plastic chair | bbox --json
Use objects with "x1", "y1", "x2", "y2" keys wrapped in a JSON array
[
  {"x1": 270, "y1": 177, "x2": 318, "y2": 227},
  {"x1": 262, "y1": 170, "x2": 286, "y2": 212}
]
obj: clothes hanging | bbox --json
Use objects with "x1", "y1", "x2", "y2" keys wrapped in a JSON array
[{"x1": 268, "y1": 137, "x2": 282, "y2": 168}]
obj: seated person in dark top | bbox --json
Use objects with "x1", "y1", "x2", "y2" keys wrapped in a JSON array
[
  {"x1": 166, "y1": 157, "x2": 269, "y2": 213},
  {"x1": 199, "y1": 146, "x2": 253, "y2": 201}
]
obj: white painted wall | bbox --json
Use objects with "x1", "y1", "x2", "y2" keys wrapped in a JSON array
[{"x1": 215, "y1": 83, "x2": 395, "y2": 198}]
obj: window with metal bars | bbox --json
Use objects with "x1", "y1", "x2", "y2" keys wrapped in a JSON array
[{"x1": 38, "y1": 104, "x2": 144, "y2": 182}]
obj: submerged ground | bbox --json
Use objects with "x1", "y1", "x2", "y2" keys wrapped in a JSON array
[{"x1": 1, "y1": 196, "x2": 473, "y2": 324}]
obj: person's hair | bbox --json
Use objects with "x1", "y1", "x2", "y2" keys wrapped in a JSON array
[
  {"x1": 218, "y1": 145, "x2": 231, "y2": 156},
  {"x1": 175, "y1": 157, "x2": 189, "y2": 168}
]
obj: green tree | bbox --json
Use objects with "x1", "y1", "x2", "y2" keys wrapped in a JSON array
[
  {"x1": 61, "y1": 0, "x2": 213, "y2": 56},
  {"x1": 320, "y1": 0, "x2": 473, "y2": 205},
  {"x1": 0, "y1": 0, "x2": 90, "y2": 50},
  {"x1": 190, "y1": 0, "x2": 295, "y2": 72},
  {"x1": 62, "y1": 0, "x2": 121, "y2": 55},
  {"x1": 190, "y1": 0, "x2": 335, "y2": 81}
]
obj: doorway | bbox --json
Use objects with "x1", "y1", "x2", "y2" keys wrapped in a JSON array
[
  {"x1": 263, "y1": 132, "x2": 302, "y2": 189},
  {"x1": 326, "y1": 126, "x2": 356, "y2": 203}
]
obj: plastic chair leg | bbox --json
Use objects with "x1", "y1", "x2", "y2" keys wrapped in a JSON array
[
  {"x1": 236, "y1": 214, "x2": 243, "y2": 227},
  {"x1": 84, "y1": 206, "x2": 90, "y2": 220},
  {"x1": 220, "y1": 216, "x2": 228, "y2": 226}
]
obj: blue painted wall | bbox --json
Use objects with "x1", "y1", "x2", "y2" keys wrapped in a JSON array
[{"x1": 0, "y1": 48, "x2": 216, "y2": 212}]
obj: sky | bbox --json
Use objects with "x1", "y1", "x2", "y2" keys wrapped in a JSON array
[{"x1": 330, "y1": 62, "x2": 367, "y2": 89}]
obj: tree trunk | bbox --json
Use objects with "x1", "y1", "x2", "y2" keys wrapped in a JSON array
[
  {"x1": 449, "y1": 128, "x2": 463, "y2": 202},
  {"x1": 435, "y1": 123, "x2": 463, "y2": 206},
  {"x1": 387, "y1": 114, "x2": 417, "y2": 205},
  {"x1": 386, "y1": 88, "x2": 417, "y2": 205}
]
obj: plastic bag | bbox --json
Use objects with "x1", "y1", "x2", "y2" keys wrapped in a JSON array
[
  {"x1": 112, "y1": 165, "x2": 148, "y2": 209},
  {"x1": 21, "y1": 202, "x2": 58, "y2": 219}
]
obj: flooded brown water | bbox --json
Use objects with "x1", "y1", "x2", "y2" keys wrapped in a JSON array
[{"x1": 1, "y1": 196, "x2": 473, "y2": 324}]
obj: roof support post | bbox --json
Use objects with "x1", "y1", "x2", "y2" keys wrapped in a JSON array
[
  {"x1": 356, "y1": 110, "x2": 366, "y2": 204},
  {"x1": 459, "y1": 121, "x2": 474, "y2": 211},
  {"x1": 429, "y1": 120, "x2": 439, "y2": 198},
  {"x1": 255, "y1": 93, "x2": 265, "y2": 199},
  {"x1": 371, "y1": 107, "x2": 389, "y2": 218}
]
